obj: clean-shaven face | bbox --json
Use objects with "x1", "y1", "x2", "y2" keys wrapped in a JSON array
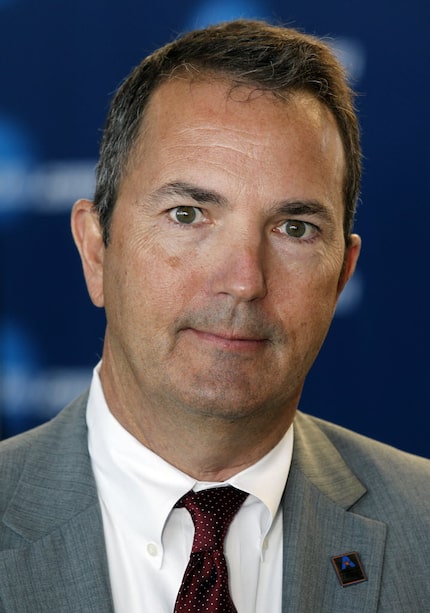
[{"x1": 98, "y1": 78, "x2": 360, "y2": 425}]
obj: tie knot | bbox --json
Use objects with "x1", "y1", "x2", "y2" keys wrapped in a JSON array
[{"x1": 176, "y1": 486, "x2": 248, "y2": 552}]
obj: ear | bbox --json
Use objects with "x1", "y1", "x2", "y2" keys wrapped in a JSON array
[
  {"x1": 71, "y1": 199, "x2": 105, "y2": 307},
  {"x1": 337, "y1": 233, "x2": 361, "y2": 296}
]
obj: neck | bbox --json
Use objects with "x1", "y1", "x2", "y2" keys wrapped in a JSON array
[{"x1": 99, "y1": 358, "x2": 297, "y2": 481}]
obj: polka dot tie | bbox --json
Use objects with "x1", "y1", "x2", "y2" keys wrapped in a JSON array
[{"x1": 174, "y1": 486, "x2": 248, "y2": 612}]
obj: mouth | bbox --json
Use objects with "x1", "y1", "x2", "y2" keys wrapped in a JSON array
[{"x1": 183, "y1": 328, "x2": 269, "y2": 352}]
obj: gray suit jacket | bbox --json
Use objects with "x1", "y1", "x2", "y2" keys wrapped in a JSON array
[{"x1": 1, "y1": 393, "x2": 429, "y2": 612}]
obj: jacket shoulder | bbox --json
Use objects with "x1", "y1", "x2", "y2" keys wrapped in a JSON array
[
  {"x1": 0, "y1": 392, "x2": 90, "y2": 515},
  {"x1": 301, "y1": 411, "x2": 430, "y2": 513}
]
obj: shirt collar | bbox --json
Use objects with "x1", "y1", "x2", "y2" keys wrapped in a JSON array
[{"x1": 87, "y1": 364, "x2": 293, "y2": 550}]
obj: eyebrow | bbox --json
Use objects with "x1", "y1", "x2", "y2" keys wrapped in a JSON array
[
  {"x1": 149, "y1": 181, "x2": 228, "y2": 207},
  {"x1": 271, "y1": 200, "x2": 333, "y2": 221},
  {"x1": 150, "y1": 181, "x2": 336, "y2": 225}
]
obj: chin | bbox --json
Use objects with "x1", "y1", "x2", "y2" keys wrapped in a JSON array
[{"x1": 178, "y1": 386, "x2": 282, "y2": 422}]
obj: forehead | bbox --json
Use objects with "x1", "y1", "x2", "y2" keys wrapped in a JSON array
[
  {"x1": 143, "y1": 75, "x2": 332, "y2": 134},
  {"x1": 139, "y1": 77, "x2": 343, "y2": 153},
  {"x1": 123, "y1": 77, "x2": 345, "y2": 213}
]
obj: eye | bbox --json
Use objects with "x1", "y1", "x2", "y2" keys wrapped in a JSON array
[
  {"x1": 277, "y1": 220, "x2": 317, "y2": 240},
  {"x1": 168, "y1": 206, "x2": 204, "y2": 225}
]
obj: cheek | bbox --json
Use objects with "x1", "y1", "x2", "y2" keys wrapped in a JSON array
[
  {"x1": 272, "y1": 261, "x2": 342, "y2": 333},
  {"x1": 110, "y1": 241, "x2": 203, "y2": 325},
  {"x1": 276, "y1": 248, "x2": 344, "y2": 298}
]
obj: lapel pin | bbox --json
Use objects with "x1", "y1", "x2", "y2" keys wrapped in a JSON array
[{"x1": 331, "y1": 551, "x2": 367, "y2": 587}]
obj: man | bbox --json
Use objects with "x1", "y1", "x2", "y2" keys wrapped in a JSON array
[{"x1": 0, "y1": 19, "x2": 429, "y2": 612}]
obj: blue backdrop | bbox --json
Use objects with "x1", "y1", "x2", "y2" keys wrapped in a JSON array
[{"x1": 1, "y1": 0, "x2": 429, "y2": 457}]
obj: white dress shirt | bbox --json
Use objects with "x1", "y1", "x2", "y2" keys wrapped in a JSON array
[{"x1": 86, "y1": 365, "x2": 293, "y2": 612}]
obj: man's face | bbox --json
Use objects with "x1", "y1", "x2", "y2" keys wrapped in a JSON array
[{"x1": 81, "y1": 79, "x2": 360, "y2": 425}]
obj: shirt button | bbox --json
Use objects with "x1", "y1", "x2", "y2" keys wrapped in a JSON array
[{"x1": 147, "y1": 543, "x2": 158, "y2": 557}]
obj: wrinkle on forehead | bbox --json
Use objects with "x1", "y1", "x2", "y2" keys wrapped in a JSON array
[
  {"x1": 144, "y1": 79, "x2": 338, "y2": 150},
  {"x1": 124, "y1": 78, "x2": 345, "y2": 208}
]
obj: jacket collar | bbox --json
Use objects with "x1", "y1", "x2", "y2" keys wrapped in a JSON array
[
  {"x1": 280, "y1": 411, "x2": 386, "y2": 612},
  {"x1": 1, "y1": 399, "x2": 387, "y2": 612},
  {"x1": 3, "y1": 392, "x2": 96, "y2": 539},
  {"x1": 0, "y1": 393, "x2": 114, "y2": 612}
]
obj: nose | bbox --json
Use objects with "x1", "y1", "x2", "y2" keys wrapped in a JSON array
[{"x1": 209, "y1": 233, "x2": 268, "y2": 302}]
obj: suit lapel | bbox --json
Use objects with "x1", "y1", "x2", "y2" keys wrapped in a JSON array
[
  {"x1": 1, "y1": 398, "x2": 388, "y2": 611},
  {"x1": 0, "y1": 394, "x2": 114, "y2": 612},
  {"x1": 281, "y1": 412, "x2": 386, "y2": 613}
]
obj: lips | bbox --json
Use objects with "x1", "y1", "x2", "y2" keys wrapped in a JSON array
[
  {"x1": 199, "y1": 330, "x2": 266, "y2": 342},
  {"x1": 175, "y1": 307, "x2": 282, "y2": 348},
  {"x1": 183, "y1": 327, "x2": 268, "y2": 350}
]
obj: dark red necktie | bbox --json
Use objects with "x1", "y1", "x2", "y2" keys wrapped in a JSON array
[{"x1": 174, "y1": 486, "x2": 248, "y2": 612}]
